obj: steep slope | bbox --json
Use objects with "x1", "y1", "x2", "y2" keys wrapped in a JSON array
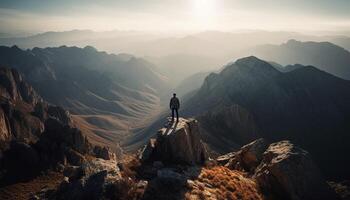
[
  {"x1": 0, "y1": 68, "x2": 123, "y2": 200},
  {"x1": 0, "y1": 45, "x2": 169, "y2": 149},
  {"x1": 0, "y1": 68, "x2": 94, "y2": 178},
  {"x1": 183, "y1": 56, "x2": 350, "y2": 179},
  {"x1": 253, "y1": 39, "x2": 350, "y2": 79}
]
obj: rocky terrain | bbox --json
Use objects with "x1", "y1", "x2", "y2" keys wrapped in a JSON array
[
  {"x1": 1, "y1": 52, "x2": 349, "y2": 199},
  {"x1": 0, "y1": 67, "x2": 117, "y2": 196},
  {"x1": 23, "y1": 118, "x2": 342, "y2": 200}
]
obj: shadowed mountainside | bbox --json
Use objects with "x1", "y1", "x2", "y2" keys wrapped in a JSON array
[
  {"x1": 182, "y1": 56, "x2": 350, "y2": 180},
  {"x1": 4, "y1": 30, "x2": 350, "y2": 87},
  {"x1": 0, "y1": 67, "x2": 97, "y2": 181},
  {"x1": 0, "y1": 45, "x2": 170, "y2": 149}
]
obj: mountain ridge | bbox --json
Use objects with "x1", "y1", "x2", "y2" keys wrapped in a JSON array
[
  {"x1": 183, "y1": 56, "x2": 350, "y2": 179},
  {"x1": 253, "y1": 39, "x2": 350, "y2": 80},
  {"x1": 0, "y1": 45, "x2": 169, "y2": 150}
]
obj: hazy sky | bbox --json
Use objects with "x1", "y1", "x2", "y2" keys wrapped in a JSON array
[{"x1": 1, "y1": 0, "x2": 350, "y2": 35}]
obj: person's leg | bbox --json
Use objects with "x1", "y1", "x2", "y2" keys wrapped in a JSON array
[
  {"x1": 176, "y1": 109, "x2": 179, "y2": 121},
  {"x1": 171, "y1": 108, "x2": 174, "y2": 121}
]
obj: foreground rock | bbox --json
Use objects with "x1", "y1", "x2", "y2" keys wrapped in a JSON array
[
  {"x1": 221, "y1": 139, "x2": 338, "y2": 200},
  {"x1": 140, "y1": 118, "x2": 208, "y2": 165},
  {"x1": 54, "y1": 158, "x2": 121, "y2": 199},
  {"x1": 224, "y1": 138, "x2": 268, "y2": 172},
  {"x1": 254, "y1": 141, "x2": 338, "y2": 200}
]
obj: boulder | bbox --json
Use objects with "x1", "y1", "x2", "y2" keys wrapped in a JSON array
[
  {"x1": 93, "y1": 145, "x2": 116, "y2": 160},
  {"x1": 66, "y1": 149, "x2": 86, "y2": 166},
  {"x1": 141, "y1": 118, "x2": 208, "y2": 165},
  {"x1": 63, "y1": 165, "x2": 84, "y2": 181},
  {"x1": 216, "y1": 152, "x2": 235, "y2": 166},
  {"x1": 139, "y1": 138, "x2": 156, "y2": 162},
  {"x1": 47, "y1": 105, "x2": 72, "y2": 126},
  {"x1": 55, "y1": 158, "x2": 121, "y2": 199},
  {"x1": 36, "y1": 117, "x2": 92, "y2": 165},
  {"x1": 254, "y1": 141, "x2": 338, "y2": 200},
  {"x1": 226, "y1": 138, "x2": 268, "y2": 172}
]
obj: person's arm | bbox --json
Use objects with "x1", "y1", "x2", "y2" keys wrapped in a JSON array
[
  {"x1": 169, "y1": 99, "x2": 172, "y2": 109},
  {"x1": 177, "y1": 98, "x2": 180, "y2": 109}
]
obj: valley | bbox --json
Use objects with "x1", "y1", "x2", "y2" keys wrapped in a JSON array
[
  {"x1": 1, "y1": 31, "x2": 350, "y2": 200},
  {"x1": 2, "y1": 1, "x2": 350, "y2": 199}
]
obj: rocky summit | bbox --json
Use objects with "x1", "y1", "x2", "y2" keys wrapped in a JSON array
[
  {"x1": 219, "y1": 139, "x2": 338, "y2": 200},
  {"x1": 48, "y1": 120, "x2": 342, "y2": 200},
  {"x1": 140, "y1": 118, "x2": 208, "y2": 165}
]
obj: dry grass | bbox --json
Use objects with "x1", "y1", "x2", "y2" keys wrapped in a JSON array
[
  {"x1": 0, "y1": 171, "x2": 64, "y2": 200},
  {"x1": 185, "y1": 166, "x2": 264, "y2": 200}
]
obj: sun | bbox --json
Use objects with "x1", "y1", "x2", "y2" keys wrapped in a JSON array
[{"x1": 193, "y1": 0, "x2": 217, "y2": 21}]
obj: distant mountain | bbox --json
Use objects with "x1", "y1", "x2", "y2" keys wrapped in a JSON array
[
  {"x1": 0, "y1": 45, "x2": 170, "y2": 149},
  {"x1": 269, "y1": 62, "x2": 307, "y2": 72},
  {"x1": 1, "y1": 30, "x2": 333, "y2": 86},
  {"x1": 183, "y1": 56, "x2": 350, "y2": 179},
  {"x1": 329, "y1": 36, "x2": 350, "y2": 51},
  {"x1": 175, "y1": 71, "x2": 211, "y2": 98},
  {"x1": 146, "y1": 54, "x2": 220, "y2": 86},
  {"x1": 0, "y1": 30, "x2": 158, "y2": 50},
  {"x1": 3, "y1": 30, "x2": 350, "y2": 87},
  {"x1": 253, "y1": 39, "x2": 350, "y2": 79}
]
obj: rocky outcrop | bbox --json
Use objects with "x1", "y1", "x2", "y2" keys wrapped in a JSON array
[
  {"x1": 55, "y1": 158, "x2": 121, "y2": 200},
  {"x1": 225, "y1": 138, "x2": 268, "y2": 172},
  {"x1": 140, "y1": 118, "x2": 208, "y2": 165},
  {"x1": 93, "y1": 145, "x2": 116, "y2": 160},
  {"x1": 0, "y1": 67, "x2": 98, "y2": 174},
  {"x1": 0, "y1": 67, "x2": 42, "y2": 105},
  {"x1": 0, "y1": 68, "x2": 45, "y2": 151},
  {"x1": 254, "y1": 141, "x2": 337, "y2": 200},
  {"x1": 36, "y1": 117, "x2": 92, "y2": 163},
  {"x1": 220, "y1": 139, "x2": 338, "y2": 200}
]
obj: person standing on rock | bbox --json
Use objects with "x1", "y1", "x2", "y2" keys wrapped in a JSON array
[{"x1": 170, "y1": 93, "x2": 180, "y2": 121}]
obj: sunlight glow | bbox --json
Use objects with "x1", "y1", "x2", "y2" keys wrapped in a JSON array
[{"x1": 192, "y1": 0, "x2": 219, "y2": 27}]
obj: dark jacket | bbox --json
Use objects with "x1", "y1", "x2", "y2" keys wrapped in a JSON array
[{"x1": 170, "y1": 97, "x2": 180, "y2": 109}]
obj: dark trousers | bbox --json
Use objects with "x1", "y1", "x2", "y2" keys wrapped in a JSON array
[{"x1": 172, "y1": 108, "x2": 179, "y2": 121}]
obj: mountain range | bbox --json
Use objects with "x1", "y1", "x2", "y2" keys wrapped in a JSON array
[
  {"x1": 182, "y1": 56, "x2": 350, "y2": 179},
  {"x1": 2, "y1": 30, "x2": 350, "y2": 86},
  {"x1": 1, "y1": 41, "x2": 350, "y2": 182},
  {"x1": 253, "y1": 39, "x2": 350, "y2": 80},
  {"x1": 0, "y1": 45, "x2": 169, "y2": 149}
]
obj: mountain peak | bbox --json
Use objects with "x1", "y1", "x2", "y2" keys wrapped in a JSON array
[
  {"x1": 140, "y1": 118, "x2": 208, "y2": 165},
  {"x1": 83, "y1": 45, "x2": 97, "y2": 52},
  {"x1": 235, "y1": 56, "x2": 268, "y2": 66},
  {"x1": 286, "y1": 39, "x2": 299, "y2": 44},
  {"x1": 220, "y1": 56, "x2": 280, "y2": 78}
]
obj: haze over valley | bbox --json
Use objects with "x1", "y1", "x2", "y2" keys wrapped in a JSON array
[{"x1": 1, "y1": 1, "x2": 350, "y2": 199}]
